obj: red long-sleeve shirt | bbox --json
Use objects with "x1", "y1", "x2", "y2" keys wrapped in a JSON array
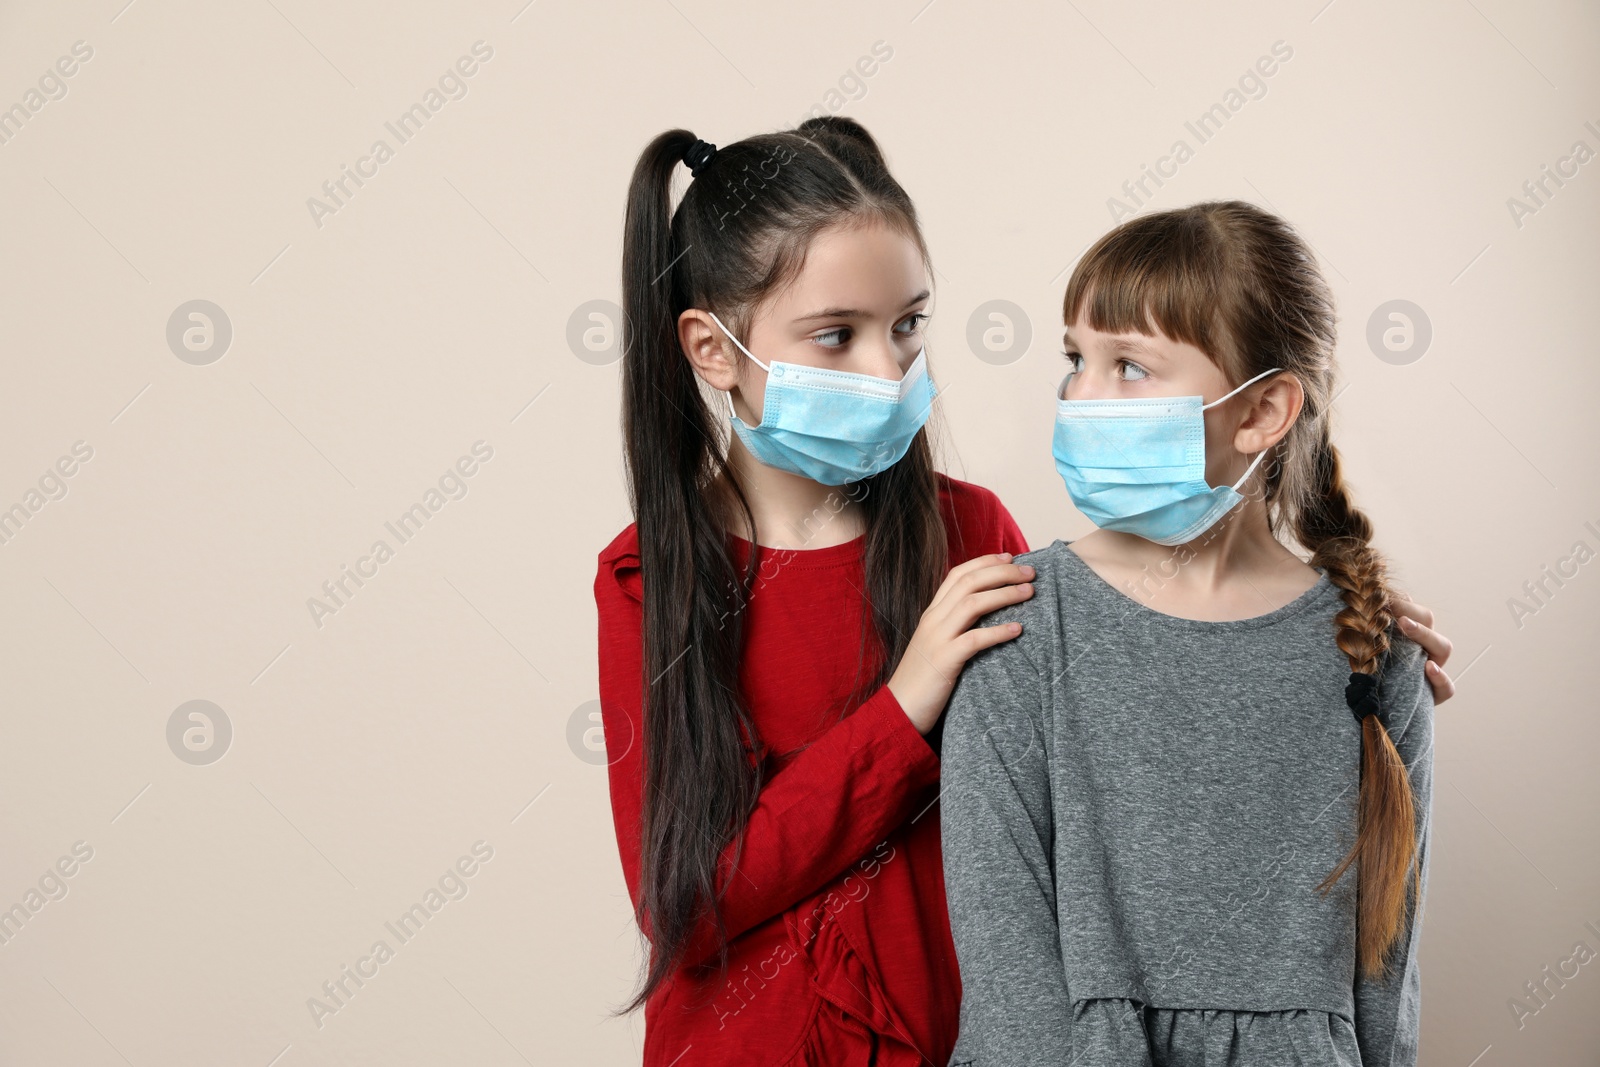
[{"x1": 595, "y1": 474, "x2": 1028, "y2": 1067}]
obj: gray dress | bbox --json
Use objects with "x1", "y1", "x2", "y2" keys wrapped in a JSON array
[{"x1": 940, "y1": 540, "x2": 1434, "y2": 1066}]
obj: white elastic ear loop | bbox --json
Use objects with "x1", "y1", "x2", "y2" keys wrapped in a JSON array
[
  {"x1": 1229, "y1": 444, "x2": 1273, "y2": 491},
  {"x1": 1204, "y1": 368, "x2": 1281, "y2": 491},
  {"x1": 708, "y1": 310, "x2": 770, "y2": 421},
  {"x1": 707, "y1": 311, "x2": 771, "y2": 372},
  {"x1": 1201, "y1": 366, "x2": 1281, "y2": 410}
]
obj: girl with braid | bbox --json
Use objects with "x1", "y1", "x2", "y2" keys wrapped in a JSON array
[
  {"x1": 599, "y1": 120, "x2": 1455, "y2": 1066},
  {"x1": 940, "y1": 200, "x2": 1437, "y2": 1066}
]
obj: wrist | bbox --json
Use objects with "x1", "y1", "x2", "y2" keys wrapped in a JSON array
[{"x1": 887, "y1": 675, "x2": 943, "y2": 735}]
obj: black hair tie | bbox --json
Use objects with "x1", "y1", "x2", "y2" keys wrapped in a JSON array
[
  {"x1": 1345, "y1": 671, "x2": 1383, "y2": 724},
  {"x1": 683, "y1": 138, "x2": 717, "y2": 177}
]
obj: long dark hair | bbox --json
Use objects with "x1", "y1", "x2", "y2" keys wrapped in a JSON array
[
  {"x1": 618, "y1": 116, "x2": 948, "y2": 1011},
  {"x1": 1064, "y1": 200, "x2": 1421, "y2": 980}
]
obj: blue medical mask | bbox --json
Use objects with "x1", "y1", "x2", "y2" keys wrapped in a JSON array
[
  {"x1": 1052, "y1": 367, "x2": 1282, "y2": 546},
  {"x1": 710, "y1": 311, "x2": 938, "y2": 486}
]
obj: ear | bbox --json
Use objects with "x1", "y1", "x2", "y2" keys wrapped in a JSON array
[
  {"x1": 678, "y1": 309, "x2": 740, "y2": 392},
  {"x1": 1232, "y1": 373, "x2": 1304, "y2": 455}
]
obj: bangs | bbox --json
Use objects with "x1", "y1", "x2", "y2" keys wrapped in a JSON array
[{"x1": 1062, "y1": 211, "x2": 1235, "y2": 370}]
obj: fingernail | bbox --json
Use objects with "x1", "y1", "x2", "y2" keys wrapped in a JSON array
[
  {"x1": 1399, "y1": 617, "x2": 1415, "y2": 630},
  {"x1": 1022, "y1": 565, "x2": 1036, "y2": 577}
]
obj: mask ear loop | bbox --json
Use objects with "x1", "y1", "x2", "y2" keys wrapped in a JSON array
[
  {"x1": 1200, "y1": 366, "x2": 1282, "y2": 410},
  {"x1": 1229, "y1": 445, "x2": 1274, "y2": 492},
  {"x1": 1201, "y1": 367, "x2": 1283, "y2": 491},
  {"x1": 708, "y1": 310, "x2": 771, "y2": 421}
]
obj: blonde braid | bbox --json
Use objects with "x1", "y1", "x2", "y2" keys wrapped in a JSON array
[{"x1": 1299, "y1": 432, "x2": 1420, "y2": 979}]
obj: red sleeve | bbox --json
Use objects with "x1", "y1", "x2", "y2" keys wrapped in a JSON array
[
  {"x1": 594, "y1": 529, "x2": 942, "y2": 971},
  {"x1": 992, "y1": 494, "x2": 1029, "y2": 556},
  {"x1": 937, "y1": 474, "x2": 1030, "y2": 561}
]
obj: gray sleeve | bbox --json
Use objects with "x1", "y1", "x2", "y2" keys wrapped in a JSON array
[
  {"x1": 940, "y1": 629, "x2": 1073, "y2": 1066},
  {"x1": 1353, "y1": 636, "x2": 1436, "y2": 1066}
]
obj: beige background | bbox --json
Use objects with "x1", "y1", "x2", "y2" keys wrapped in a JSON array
[{"x1": 0, "y1": 0, "x2": 1596, "y2": 1063}]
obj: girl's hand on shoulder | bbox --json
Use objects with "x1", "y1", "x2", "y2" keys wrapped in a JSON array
[
  {"x1": 888, "y1": 553, "x2": 1036, "y2": 735},
  {"x1": 1392, "y1": 596, "x2": 1456, "y2": 705}
]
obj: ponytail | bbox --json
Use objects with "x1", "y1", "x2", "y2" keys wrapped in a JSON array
[{"x1": 620, "y1": 129, "x2": 760, "y2": 1012}]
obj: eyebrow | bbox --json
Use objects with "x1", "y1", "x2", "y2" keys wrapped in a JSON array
[
  {"x1": 1110, "y1": 337, "x2": 1158, "y2": 356},
  {"x1": 1062, "y1": 330, "x2": 1161, "y2": 357},
  {"x1": 795, "y1": 289, "x2": 931, "y2": 322}
]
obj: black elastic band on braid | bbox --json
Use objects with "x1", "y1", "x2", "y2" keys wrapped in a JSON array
[
  {"x1": 683, "y1": 139, "x2": 717, "y2": 177},
  {"x1": 1345, "y1": 671, "x2": 1383, "y2": 725}
]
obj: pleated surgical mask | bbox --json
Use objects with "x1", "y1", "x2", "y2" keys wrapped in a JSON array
[
  {"x1": 1051, "y1": 367, "x2": 1282, "y2": 546},
  {"x1": 711, "y1": 311, "x2": 937, "y2": 486}
]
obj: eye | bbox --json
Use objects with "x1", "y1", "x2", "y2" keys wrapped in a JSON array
[
  {"x1": 812, "y1": 327, "x2": 851, "y2": 349},
  {"x1": 894, "y1": 312, "x2": 930, "y2": 335},
  {"x1": 1061, "y1": 351, "x2": 1084, "y2": 374},
  {"x1": 1119, "y1": 359, "x2": 1149, "y2": 381}
]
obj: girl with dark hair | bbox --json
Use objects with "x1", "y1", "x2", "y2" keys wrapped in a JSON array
[
  {"x1": 598, "y1": 123, "x2": 1454, "y2": 1067},
  {"x1": 941, "y1": 200, "x2": 1439, "y2": 1065},
  {"x1": 597, "y1": 116, "x2": 1034, "y2": 1066}
]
